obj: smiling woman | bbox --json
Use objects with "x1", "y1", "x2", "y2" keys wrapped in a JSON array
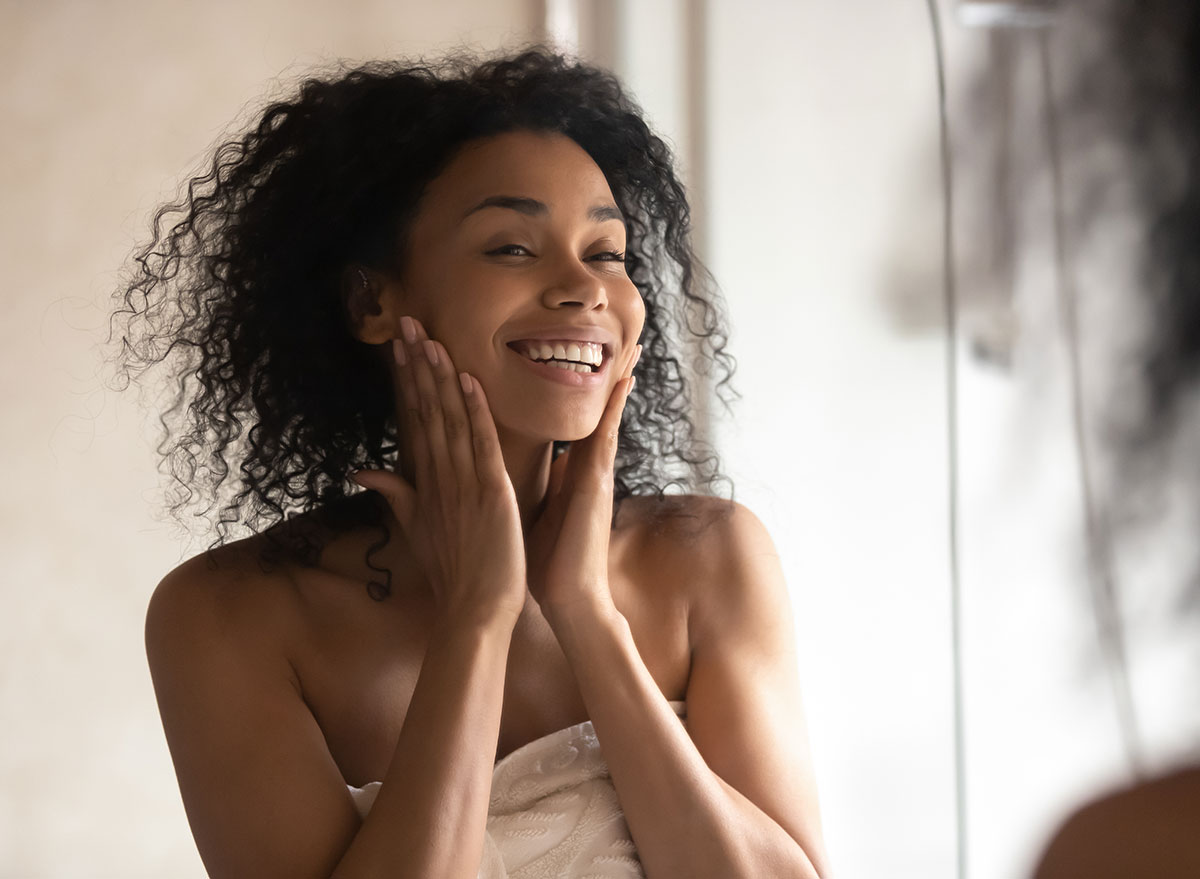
[{"x1": 111, "y1": 46, "x2": 828, "y2": 879}]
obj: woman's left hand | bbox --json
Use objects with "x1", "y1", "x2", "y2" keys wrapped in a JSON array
[{"x1": 526, "y1": 343, "x2": 642, "y2": 622}]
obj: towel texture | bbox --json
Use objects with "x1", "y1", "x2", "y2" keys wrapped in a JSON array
[{"x1": 347, "y1": 700, "x2": 687, "y2": 878}]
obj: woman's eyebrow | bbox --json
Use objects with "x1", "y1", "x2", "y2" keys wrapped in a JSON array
[{"x1": 460, "y1": 195, "x2": 625, "y2": 227}]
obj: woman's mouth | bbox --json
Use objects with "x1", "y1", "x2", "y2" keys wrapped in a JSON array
[
  {"x1": 507, "y1": 340, "x2": 609, "y2": 386},
  {"x1": 510, "y1": 339, "x2": 604, "y2": 371}
]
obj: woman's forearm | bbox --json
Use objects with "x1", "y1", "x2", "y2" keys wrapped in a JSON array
[
  {"x1": 548, "y1": 602, "x2": 821, "y2": 879},
  {"x1": 332, "y1": 614, "x2": 515, "y2": 879}
]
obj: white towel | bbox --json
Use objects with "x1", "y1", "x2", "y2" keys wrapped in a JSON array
[{"x1": 348, "y1": 700, "x2": 687, "y2": 878}]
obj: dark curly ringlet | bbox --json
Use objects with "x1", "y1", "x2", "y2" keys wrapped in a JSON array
[{"x1": 109, "y1": 45, "x2": 739, "y2": 599}]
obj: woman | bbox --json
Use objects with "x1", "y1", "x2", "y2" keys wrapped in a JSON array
[{"x1": 116, "y1": 48, "x2": 827, "y2": 879}]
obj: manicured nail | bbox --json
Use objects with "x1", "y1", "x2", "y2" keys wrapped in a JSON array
[
  {"x1": 627, "y1": 375, "x2": 636, "y2": 394},
  {"x1": 393, "y1": 338, "x2": 407, "y2": 365},
  {"x1": 401, "y1": 315, "x2": 417, "y2": 343},
  {"x1": 459, "y1": 372, "x2": 472, "y2": 394},
  {"x1": 422, "y1": 339, "x2": 439, "y2": 366}
]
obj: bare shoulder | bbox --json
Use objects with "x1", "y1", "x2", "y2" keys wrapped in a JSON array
[
  {"x1": 615, "y1": 492, "x2": 744, "y2": 562},
  {"x1": 635, "y1": 497, "x2": 828, "y2": 872},
  {"x1": 145, "y1": 537, "x2": 303, "y2": 670},
  {"x1": 1034, "y1": 765, "x2": 1200, "y2": 879},
  {"x1": 616, "y1": 494, "x2": 786, "y2": 635},
  {"x1": 144, "y1": 535, "x2": 363, "y2": 878}
]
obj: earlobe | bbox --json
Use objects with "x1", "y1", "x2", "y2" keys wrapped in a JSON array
[{"x1": 342, "y1": 264, "x2": 400, "y2": 344}]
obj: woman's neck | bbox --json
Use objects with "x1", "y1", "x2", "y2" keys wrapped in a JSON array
[
  {"x1": 357, "y1": 422, "x2": 560, "y2": 607},
  {"x1": 493, "y1": 428, "x2": 555, "y2": 532},
  {"x1": 394, "y1": 429, "x2": 555, "y2": 534}
]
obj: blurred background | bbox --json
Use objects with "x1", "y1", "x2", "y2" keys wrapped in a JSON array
[{"x1": 3, "y1": 0, "x2": 1198, "y2": 876}]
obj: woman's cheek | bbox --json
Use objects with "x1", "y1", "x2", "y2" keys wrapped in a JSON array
[{"x1": 624, "y1": 283, "x2": 647, "y2": 336}]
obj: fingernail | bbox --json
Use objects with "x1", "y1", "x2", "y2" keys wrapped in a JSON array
[
  {"x1": 423, "y1": 339, "x2": 439, "y2": 366},
  {"x1": 627, "y1": 375, "x2": 636, "y2": 395},
  {"x1": 393, "y1": 338, "x2": 407, "y2": 365},
  {"x1": 401, "y1": 315, "x2": 416, "y2": 343},
  {"x1": 459, "y1": 372, "x2": 472, "y2": 394}
]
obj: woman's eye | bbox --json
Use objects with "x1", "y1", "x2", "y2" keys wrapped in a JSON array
[
  {"x1": 487, "y1": 244, "x2": 531, "y2": 256},
  {"x1": 590, "y1": 250, "x2": 627, "y2": 263}
]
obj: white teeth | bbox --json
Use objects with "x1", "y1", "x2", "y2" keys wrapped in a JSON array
[
  {"x1": 519, "y1": 340, "x2": 604, "y2": 369},
  {"x1": 542, "y1": 357, "x2": 588, "y2": 372}
]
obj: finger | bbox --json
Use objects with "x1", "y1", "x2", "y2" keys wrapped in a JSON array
[
  {"x1": 626, "y1": 343, "x2": 643, "y2": 379},
  {"x1": 351, "y1": 468, "x2": 416, "y2": 528},
  {"x1": 392, "y1": 321, "x2": 437, "y2": 504},
  {"x1": 564, "y1": 341, "x2": 639, "y2": 476},
  {"x1": 417, "y1": 334, "x2": 476, "y2": 498},
  {"x1": 546, "y1": 446, "x2": 570, "y2": 499},
  {"x1": 584, "y1": 347, "x2": 639, "y2": 477},
  {"x1": 406, "y1": 318, "x2": 460, "y2": 504},
  {"x1": 458, "y1": 373, "x2": 509, "y2": 490},
  {"x1": 612, "y1": 341, "x2": 641, "y2": 385}
]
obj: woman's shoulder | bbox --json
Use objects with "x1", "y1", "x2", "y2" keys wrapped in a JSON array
[
  {"x1": 619, "y1": 492, "x2": 763, "y2": 560},
  {"x1": 616, "y1": 493, "x2": 772, "y2": 600},
  {"x1": 622, "y1": 494, "x2": 793, "y2": 640},
  {"x1": 145, "y1": 535, "x2": 306, "y2": 668},
  {"x1": 145, "y1": 492, "x2": 422, "y2": 672},
  {"x1": 147, "y1": 492, "x2": 388, "y2": 628}
]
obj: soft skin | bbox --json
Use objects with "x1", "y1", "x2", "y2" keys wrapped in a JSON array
[
  {"x1": 397, "y1": 130, "x2": 643, "y2": 446},
  {"x1": 147, "y1": 129, "x2": 829, "y2": 879},
  {"x1": 354, "y1": 130, "x2": 646, "y2": 535}
]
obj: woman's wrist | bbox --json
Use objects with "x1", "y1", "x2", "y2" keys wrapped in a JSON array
[
  {"x1": 542, "y1": 591, "x2": 623, "y2": 638},
  {"x1": 430, "y1": 599, "x2": 523, "y2": 641}
]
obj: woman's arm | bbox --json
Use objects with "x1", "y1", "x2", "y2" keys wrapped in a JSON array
[
  {"x1": 332, "y1": 613, "x2": 514, "y2": 879},
  {"x1": 147, "y1": 559, "x2": 515, "y2": 879},
  {"x1": 149, "y1": 318, "x2": 527, "y2": 878},
  {"x1": 545, "y1": 500, "x2": 828, "y2": 879}
]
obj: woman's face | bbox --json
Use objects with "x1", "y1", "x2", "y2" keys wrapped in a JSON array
[{"x1": 387, "y1": 129, "x2": 646, "y2": 443}]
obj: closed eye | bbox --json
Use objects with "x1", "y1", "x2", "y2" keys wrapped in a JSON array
[
  {"x1": 486, "y1": 244, "x2": 532, "y2": 257},
  {"x1": 589, "y1": 250, "x2": 627, "y2": 263},
  {"x1": 487, "y1": 244, "x2": 626, "y2": 264}
]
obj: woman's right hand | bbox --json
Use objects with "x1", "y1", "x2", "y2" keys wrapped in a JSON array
[{"x1": 352, "y1": 315, "x2": 527, "y2": 628}]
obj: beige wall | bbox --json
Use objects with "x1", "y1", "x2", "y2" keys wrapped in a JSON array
[{"x1": 0, "y1": 2, "x2": 540, "y2": 875}]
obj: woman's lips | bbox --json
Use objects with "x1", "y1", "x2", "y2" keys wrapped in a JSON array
[
  {"x1": 508, "y1": 338, "x2": 607, "y2": 366},
  {"x1": 509, "y1": 347, "x2": 608, "y2": 387}
]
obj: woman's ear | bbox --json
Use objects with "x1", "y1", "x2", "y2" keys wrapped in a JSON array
[{"x1": 342, "y1": 264, "x2": 401, "y2": 344}]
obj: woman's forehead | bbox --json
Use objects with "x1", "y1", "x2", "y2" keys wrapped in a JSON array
[{"x1": 419, "y1": 131, "x2": 617, "y2": 223}]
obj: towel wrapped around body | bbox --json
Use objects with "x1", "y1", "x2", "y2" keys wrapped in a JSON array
[{"x1": 347, "y1": 700, "x2": 687, "y2": 879}]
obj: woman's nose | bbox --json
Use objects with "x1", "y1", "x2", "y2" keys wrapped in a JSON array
[{"x1": 540, "y1": 258, "x2": 608, "y2": 310}]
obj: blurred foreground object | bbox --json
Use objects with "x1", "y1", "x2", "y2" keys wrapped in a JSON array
[{"x1": 1033, "y1": 766, "x2": 1200, "y2": 878}]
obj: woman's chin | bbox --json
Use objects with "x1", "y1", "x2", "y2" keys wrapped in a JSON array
[{"x1": 497, "y1": 414, "x2": 602, "y2": 446}]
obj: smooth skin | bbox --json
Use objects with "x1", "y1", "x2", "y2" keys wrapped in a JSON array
[{"x1": 146, "y1": 130, "x2": 828, "y2": 879}]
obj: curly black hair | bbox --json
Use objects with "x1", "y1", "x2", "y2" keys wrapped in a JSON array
[{"x1": 110, "y1": 45, "x2": 738, "y2": 597}]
